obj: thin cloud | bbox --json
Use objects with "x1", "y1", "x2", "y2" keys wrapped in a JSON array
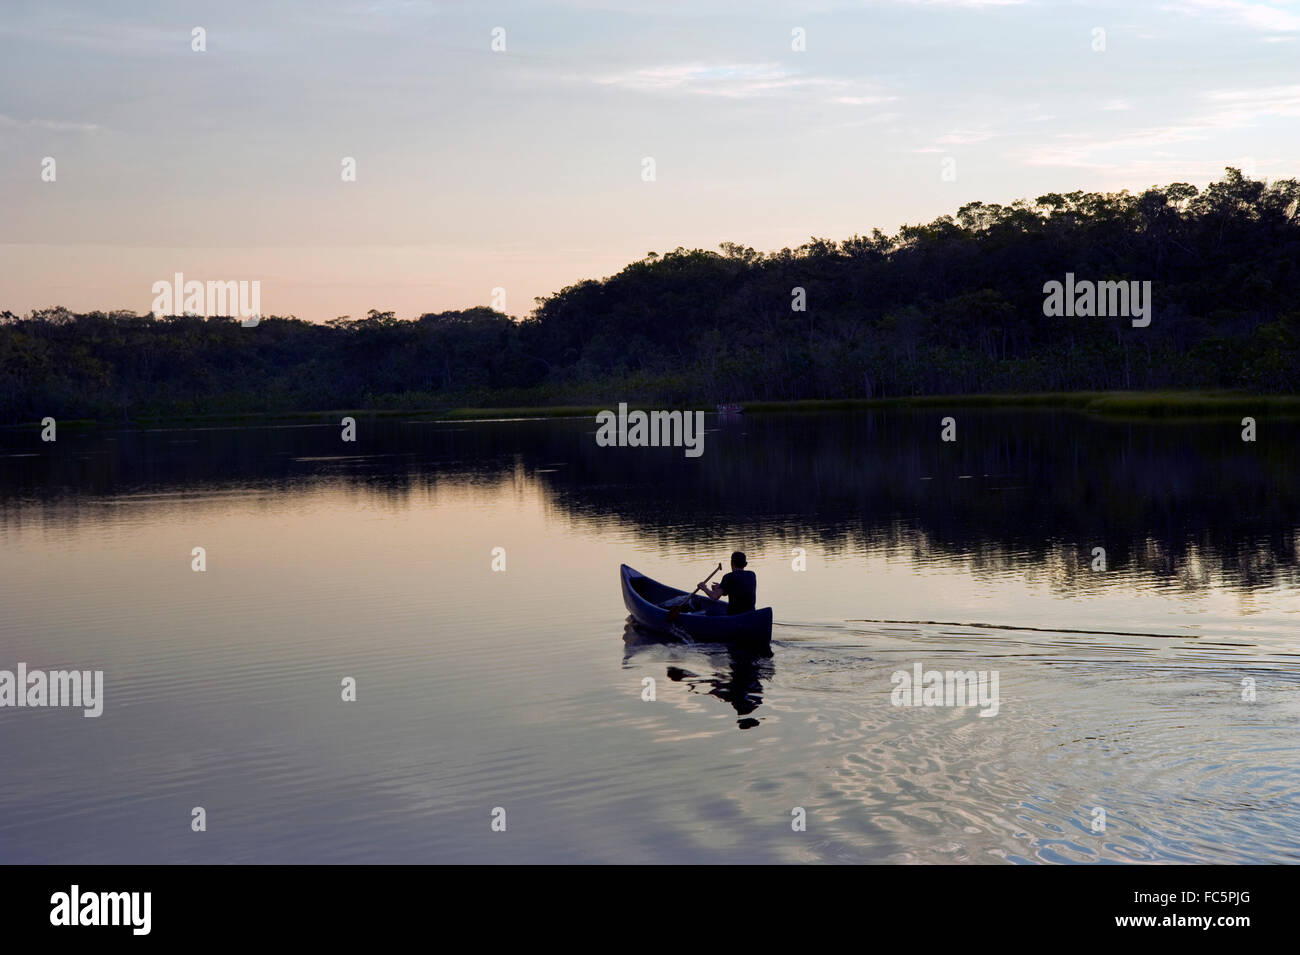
[
  {"x1": 1163, "y1": 0, "x2": 1300, "y2": 32},
  {"x1": 1020, "y1": 84, "x2": 1300, "y2": 169},
  {"x1": 1029, "y1": 156, "x2": 1281, "y2": 184},
  {"x1": 0, "y1": 115, "x2": 102, "y2": 132},
  {"x1": 557, "y1": 0, "x2": 1027, "y2": 9},
  {"x1": 592, "y1": 62, "x2": 896, "y2": 105},
  {"x1": 935, "y1": 128, "x2": 995, "y2": 144},
  {"x1": 898, "y1": 0, "x2": 1026, "y2": 5},
  {"x1": 1204, "y1": 83, "x2": 1300, "y2": 120}
]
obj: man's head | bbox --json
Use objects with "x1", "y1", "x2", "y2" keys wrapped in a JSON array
[{"x1": 731, "y1": 551, "x2": 747, "y2": 570}]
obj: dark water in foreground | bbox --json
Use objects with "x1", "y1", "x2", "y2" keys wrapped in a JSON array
[{"x1": 1, "y1": 410, "x2": 1298, "y2": 863}]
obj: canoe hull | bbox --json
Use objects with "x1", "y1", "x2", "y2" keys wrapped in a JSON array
[{"x1": 620, "y1": 564, "x2": 773, "y2": 645}]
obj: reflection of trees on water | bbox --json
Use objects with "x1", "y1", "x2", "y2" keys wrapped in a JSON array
[
  {"x1": 560, "y1": 410, "x2": 1300, "y2": 593},
  {"x1": 4, "y1": 410, "x2": 1297, "y2": 592},
  {"x1": 623, "y1": 622, "x2": 775, "y2": 729}
]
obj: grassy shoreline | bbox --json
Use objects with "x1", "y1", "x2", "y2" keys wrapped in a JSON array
[
  {"x1": 6, "y1": 390, "x2": 1299, "y2": 430},
  {"x1": 445, "y1": 391, "x2": 1300, "y2": 420}
]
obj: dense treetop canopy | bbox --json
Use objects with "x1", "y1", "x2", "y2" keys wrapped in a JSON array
[{"x1": 3, "y1": 170, "x2": 1297, "y2": 421}]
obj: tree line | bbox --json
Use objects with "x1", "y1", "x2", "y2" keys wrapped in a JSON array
[{"x1": 3, "y1": 169, "x2": 1297, "y2": 422}]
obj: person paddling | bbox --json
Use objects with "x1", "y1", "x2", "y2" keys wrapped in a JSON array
[{"x1": 699, "y1": 551, "x2": 756, "y2": 615}]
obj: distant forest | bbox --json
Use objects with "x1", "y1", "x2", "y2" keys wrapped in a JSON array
[{"x1": 3, "y1": 169, "x2": 1298, "y2": 423}]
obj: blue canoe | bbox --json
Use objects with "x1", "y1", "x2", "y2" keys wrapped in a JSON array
[{"x1": 620, "y1": 564, "x2": 773, "y2": 645}]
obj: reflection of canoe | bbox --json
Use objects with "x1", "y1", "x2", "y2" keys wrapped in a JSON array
[
  {"x1": 620, "y1": 564, "x2": 773, "y2": 645},
  {"x1": 621, "y1": 621, "x2": 774, "y2": 729}
]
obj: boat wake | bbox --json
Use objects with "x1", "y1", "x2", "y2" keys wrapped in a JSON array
[{"x1": 846, "y1": 617, "x2": 1200, "y2": 641}]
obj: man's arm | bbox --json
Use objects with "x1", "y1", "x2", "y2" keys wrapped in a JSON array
[{"x1": 699, "y1": 581, "x2": 725, "y2": 600}]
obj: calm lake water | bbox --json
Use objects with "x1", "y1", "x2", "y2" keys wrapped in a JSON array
[{"x1": 2, "y1": 410, "x2": 1298, "y2": 864}]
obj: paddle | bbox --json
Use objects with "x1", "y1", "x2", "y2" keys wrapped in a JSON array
[{"x1": 667, "y1": 563, "x2": 723, "y2": 625}]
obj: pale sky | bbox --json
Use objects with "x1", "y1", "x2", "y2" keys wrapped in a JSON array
[{"x1": 2, "y1": 0, "x2": 1298, "y2": 321}]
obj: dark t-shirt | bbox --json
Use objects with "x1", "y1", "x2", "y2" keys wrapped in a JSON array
[{"x1": 719, "y1": 570, "x2": 757, "y2": 615}]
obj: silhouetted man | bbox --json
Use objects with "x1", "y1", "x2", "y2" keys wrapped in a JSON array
[{"x1": 700, "y1": 551, "x2": 756, "y2": 615}]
